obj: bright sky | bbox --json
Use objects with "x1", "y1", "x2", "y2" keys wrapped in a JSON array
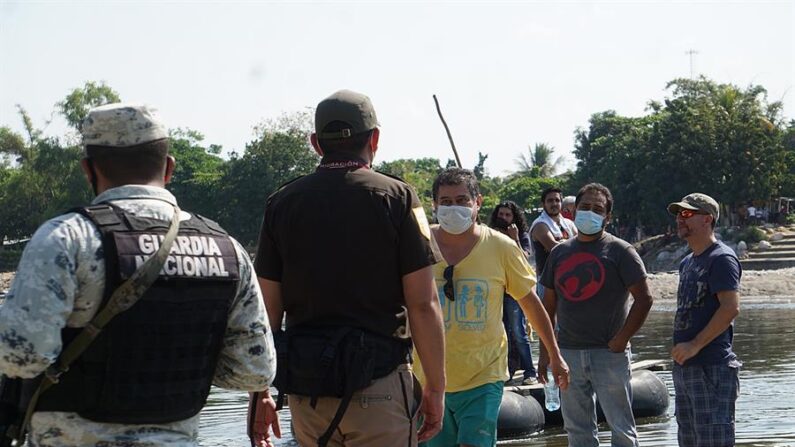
[{"x1": 2, "y1": 1, "x2": 793, "y2": 177}]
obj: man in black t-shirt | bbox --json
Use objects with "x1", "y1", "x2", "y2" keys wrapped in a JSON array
[
  {"x1": 538, "y1": 183, "x2": 653, "y2": 447},
  {"x1": 250, "y1": 90, "x2": 446, "y2": 447}
]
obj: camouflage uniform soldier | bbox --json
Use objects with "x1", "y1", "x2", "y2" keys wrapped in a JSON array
[{"x1": 0, "y1": 104, "x2": 276, "y2": 447}]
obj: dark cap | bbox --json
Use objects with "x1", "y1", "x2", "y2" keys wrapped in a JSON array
[
  {"x1": 315, "y1": 89, "x2": 378, "y2": 139},
  {"x1": 668, "y1": 193, "x2": 720, "y2": 221}
]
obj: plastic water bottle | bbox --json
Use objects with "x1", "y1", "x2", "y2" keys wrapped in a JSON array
[{"x1": 544, "y1": 370, "x2": 560, "y2": 411}]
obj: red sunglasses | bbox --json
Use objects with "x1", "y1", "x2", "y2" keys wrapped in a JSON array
[{"x1": 678, "y1": 209, "x2": 708, "y2": 219}]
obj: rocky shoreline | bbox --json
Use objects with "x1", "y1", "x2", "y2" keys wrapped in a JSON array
[{"x1": 3, "y1": 269, "x2": 794, "y2": 303}]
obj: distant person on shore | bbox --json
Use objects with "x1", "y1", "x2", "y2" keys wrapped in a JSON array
[
  {"x1": 418, "y1": 167, "x2": 569, "y2": 447},
  {"x1": 668, "y1": 193, "x2": 742, "y2": 447},
  {"x1": 530, "y1": 188, "x2": 577, "y2": 297},
  {"x1": 538, "y1": 182, "x2": 653, "y2": 447},
  {"x1": 561, "y1": 195, "x2": 576, "y2": 220},
  {"x1": 736, "y1": 203, "x2": 747, "y2": 226},
  {"x1": 747, "y1": 203, "x2": 757, "y2": 225},
  {"x1": 488, "y1": 201, "x2": 538, "y2": 385},
  {"x1": 778, "y1": 205, "x2": 788, "y2": 225}
]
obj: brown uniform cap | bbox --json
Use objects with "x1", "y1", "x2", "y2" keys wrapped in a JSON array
[{"x1": 315, "y1": 90, "x2": 379, "y2": 139}]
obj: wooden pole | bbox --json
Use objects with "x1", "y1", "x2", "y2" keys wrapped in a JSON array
[{"x1": 433, "y1": 94, "x2": 462, "y2": 168}]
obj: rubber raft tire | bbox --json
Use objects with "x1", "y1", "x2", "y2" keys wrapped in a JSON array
[
  {"x1": 503, "y1": 369, "x2": 669, "y2": 438},
  {"x1": 497, "y1": 390, "x2": 545, "y2": 440}
]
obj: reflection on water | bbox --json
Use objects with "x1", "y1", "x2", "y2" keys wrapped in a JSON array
[{"x1": 199, "y1": 302, "x2": 795, "y2": 446}]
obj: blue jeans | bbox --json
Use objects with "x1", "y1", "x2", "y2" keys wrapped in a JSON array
[
  {"x1": 560, "y1": 348, "x2": 638, "y2": 447},
  {"x1": 502, "y1": 296, "x2": 536, "y2": 379}
]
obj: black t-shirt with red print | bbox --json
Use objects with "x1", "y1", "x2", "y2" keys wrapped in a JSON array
[{"x1": 541, "y1": 232, "x2": 647, "y2": 349}]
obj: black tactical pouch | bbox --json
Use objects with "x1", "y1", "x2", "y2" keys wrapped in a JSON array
[
  {"x1": 286, "y1": 327, "x2": 374, "y2": 399},
  {"x1": 273, "y1": 326, "x2": 410, "y2": 447}
]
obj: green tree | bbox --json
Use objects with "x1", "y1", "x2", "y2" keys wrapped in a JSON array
[
  {"x1": 496, "y1": 175, "x2": 557, "y2": 212},
  {"x1": 376, "y1": 157, "x2": 443, "y2": 216},
  {"x1": 0, "y1": 139, "x2": 89, "y2": 243},
  {"x1": 57, "y1": 81, "x2": 121, "y2": 130},
  {"x1": 573, "y1": 111, "x2": 657, "y2": 227},
  {"x1": 0, "y1": 126, "x2": 28, "y2": 163},
  {"x1": 571, "y1": 77, "x2": 788, "y2": 232},
  {"x1": 515, "y1": 143, "x2": 564, "y2": 178},
  {"x1": 477, "y1": 173, "x2": 504, "y2": 222},
  {"x1": 473, "y1": 152, "x2": 488, "y2": 180},
  {"x1": 167, "y1": 129, "x2": 226, "y2": 220},
  {"x1": 217, "y1": 112, "x2": 319, "y2": 246},
  {"x1": 15, "y1": 105, "x2": 44, "y2": 148},
  {"x1": 780, "y1": 120, "x2": 795, "y2": 197},
  {"x1": 31, "y1": 139, "x2": 91, "y2": 217},
  {"x1": 0, "y1": 104, "x2": 91, "y2": 244}
]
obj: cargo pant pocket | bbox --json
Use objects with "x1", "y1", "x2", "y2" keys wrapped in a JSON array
[{"x1": 357, "y1": 393, "x2": 393, "y2": 409}]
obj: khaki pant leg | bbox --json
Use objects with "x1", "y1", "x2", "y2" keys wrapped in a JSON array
[
  {"x1": 290, "y1": 364, "x2": 419, "y2": 447},
  {"x1": 291, "y1": 393, "x2": 346, "y2": 447}
]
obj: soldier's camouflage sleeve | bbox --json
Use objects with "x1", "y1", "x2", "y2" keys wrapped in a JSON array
[
  {"x1": 212, "y1": 238, "x2": 276, "y2": 391},
  {"x1": 0, "y1": 215, "x2": 95, "y2": 378},
  {"x1": 29, "y1": 412, "x2": 199, "y2": 447}
]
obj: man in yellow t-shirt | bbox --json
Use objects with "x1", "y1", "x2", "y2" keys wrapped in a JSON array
[{"x1": 416, "y1": 168, "x2": 569, "y2": 447}]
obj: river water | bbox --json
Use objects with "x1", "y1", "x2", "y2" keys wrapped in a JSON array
[{"x1": 199, "y1": 299, "x2": 795, "y2": 446}]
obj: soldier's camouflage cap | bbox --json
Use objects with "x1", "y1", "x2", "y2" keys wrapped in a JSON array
[
  {"x1": 315, "y1": 90, "x2": 379, "y2": 139},
  {"x1": 668, "y1": 193, "x2": 720, "y2": 222},
  {"x1": 81, "y1": 103, "x2": 168, "y2": 147}
]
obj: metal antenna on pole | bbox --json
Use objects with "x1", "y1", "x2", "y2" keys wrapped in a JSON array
[{"x1": 685, "y1": 49, "x2": 699, "y2": 78}]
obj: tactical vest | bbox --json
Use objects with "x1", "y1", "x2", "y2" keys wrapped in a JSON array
[{"x1": 34, "y1": 203, "x2": 240, "y2": 424}]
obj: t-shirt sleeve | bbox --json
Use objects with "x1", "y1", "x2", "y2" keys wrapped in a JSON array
[
  {"x1": 504, "y1": 241, "x2": 537, "y2": 300},
  {"x1": 708, "y1": 254, "x2": 741, "y2": 293},
  {"x1": 253, "y1": 201, "x2": 283, "y2": 281},
  {"x1": 398, "y1": 186, "x2": 438, "y2": 275},
  {"x1": 618, "y1": 244, "x2": 647, "y2": 288}
]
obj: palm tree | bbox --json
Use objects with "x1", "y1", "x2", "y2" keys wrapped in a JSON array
[{"x1": 515, "y1": 143, "x2": 564, "y2": 178}]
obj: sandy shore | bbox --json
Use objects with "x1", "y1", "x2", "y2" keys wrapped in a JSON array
[
  {"x1": 3, "y1": 269, "x2": 794, "y2": 302},
  {"x1": 648, "y1": 267, "x2": 795, "y2": 301}
]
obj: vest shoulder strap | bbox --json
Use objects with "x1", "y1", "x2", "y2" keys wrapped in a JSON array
[
  {"x1": 72, "y1": 204, "x2": 129, "y2": 237},
  {"x1": 192, "y1": 214, "x2": 228, "y2": 236}
]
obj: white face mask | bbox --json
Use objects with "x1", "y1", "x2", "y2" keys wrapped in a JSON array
[{"x1": 436, "y1": 205, "x2": 475, "y2": 235}]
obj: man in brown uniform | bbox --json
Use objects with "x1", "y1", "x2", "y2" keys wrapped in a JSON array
[{"x1": 251, "y1": 90, "x2": 446, "y2": 447}]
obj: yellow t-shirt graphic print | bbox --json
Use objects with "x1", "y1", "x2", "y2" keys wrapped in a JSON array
[{"x1": 415, "y1": 225, "x2": 537, "y2": 393}]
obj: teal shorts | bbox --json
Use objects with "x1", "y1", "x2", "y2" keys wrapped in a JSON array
[{"x1": 424, "y1": 381, "x2": 504, "y2": 447}]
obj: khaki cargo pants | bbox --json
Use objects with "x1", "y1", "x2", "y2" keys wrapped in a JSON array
[{"x1": 290, "y1": 364, "x2": 420, "y2": 447}]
